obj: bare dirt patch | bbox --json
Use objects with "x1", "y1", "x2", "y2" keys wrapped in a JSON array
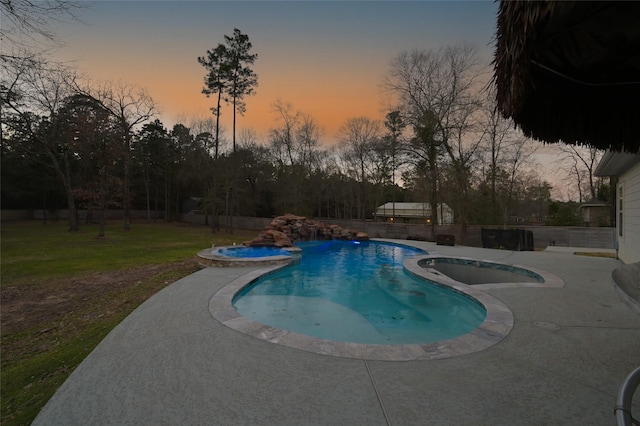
[{"x1": 0, "y1": 258, "x2": 202, "y2": 337}]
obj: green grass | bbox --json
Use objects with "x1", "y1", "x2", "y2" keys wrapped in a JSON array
[
  {"x1": 1, "y1": 316, "x2": 122, "y2": 425},
  {"x1": 1, "y1": 221, "x2": 251, "y2": 282},
  {"x1": 1, "y1": 220, "x2": 256, "y2": 425}
]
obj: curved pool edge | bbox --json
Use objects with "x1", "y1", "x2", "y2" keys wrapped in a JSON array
[{"x1": 208, "y1": 262, "x2": 515, "y2": 362}]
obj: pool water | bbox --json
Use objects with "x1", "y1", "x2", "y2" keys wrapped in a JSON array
[
  {"x1": 233, "y1": 240, "x2": 487, "y2": 344},
  {"x1": 217, "y1": 246, "x2": 291, "y2": 258}
]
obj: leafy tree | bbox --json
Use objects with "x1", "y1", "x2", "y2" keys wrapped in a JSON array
[
  {"x1": 520, "y1": 178, "x2": 552, "y2": 224},
  {"x1": 405, "y1": 110, "x2": 445, "y2": 232},
  {"x1": 226, "y1": 144, "x2": 276, "y2": 217},
  {"x1": 1, "y1": 113, "x2": 64, "y2": 211},
  {"x1": 198, "y1": 29, "x2": 257, "y2": 233},
  {"x1": 191, "y1": 130, "x2": 216, "y2": 220},
  {"x1": 168, "y1": 123, "x2": 193, "y2": 220},
  {"x1": 547, "y1": 201, "x2": 581, "y2": 226},
  {"x1": 198, "y1": 44, "x2": 227, "y2": 159},
  {"x1": 200, "y1": 29, "x2": 258, "y2": 154},
  {"x1": 382, "y1": 110, "x2": 406, "y2": 219},
  {"x1": 134, "y1": 119, "x2": 171, "y2": 220},
  {"x1": 222, "y1": 28, "x2": 258, "y2": 152},
  {"x1": 57, "y1": 94, "x2": 122, "y2": 236}
]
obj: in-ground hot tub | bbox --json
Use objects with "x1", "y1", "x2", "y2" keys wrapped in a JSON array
[
  {"x1": 197, "y1": 245, "x2": 301, "y2": 267},
  {"x1": 405, "y1": 255, "x2": 564, "y2": 289},
  {"x1": 419, "y1": 257, "x2": 544, "y2": 284}
]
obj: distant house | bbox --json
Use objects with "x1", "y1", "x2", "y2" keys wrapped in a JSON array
[
  {"x1": 595, "y1": 152, "x2": 640, "y2": 263},
  {"x1": 374, "y1": 202, "x2": 453, "y2": 225},
  {"x1": 579, "y1": 199, "x2": 611, "y2": 227}
]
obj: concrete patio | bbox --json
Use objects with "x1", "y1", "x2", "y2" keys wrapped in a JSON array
[{"x1": 33, "y1": 242, "x2": 640, "y2": 425}]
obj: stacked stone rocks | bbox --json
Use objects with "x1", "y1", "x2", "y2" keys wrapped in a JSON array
[{"x1": 243, "y1": 214, "x2": 369, "y2": 247}]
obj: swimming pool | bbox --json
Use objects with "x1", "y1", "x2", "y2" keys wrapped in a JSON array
[{"x1": 232, "y1": 240, "x2": 486, "y2": 345}]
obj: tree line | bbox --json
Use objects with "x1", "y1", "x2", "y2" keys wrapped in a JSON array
[{"x1": 2, "y1": 20, "x2": 609, "y2": 239}]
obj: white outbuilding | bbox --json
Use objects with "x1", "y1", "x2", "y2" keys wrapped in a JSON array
[{"x1": 374, "y1": 202, "x2": 453, "y2": 225}]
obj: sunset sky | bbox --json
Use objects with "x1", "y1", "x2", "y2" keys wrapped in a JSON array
[{"x1": 51, "y1": 1, "x2": 499, "y2": 143}]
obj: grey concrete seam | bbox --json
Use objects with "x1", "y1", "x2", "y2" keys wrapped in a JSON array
[{"x1": 364, "y1": 359, "x2": 392, "y2": 426}]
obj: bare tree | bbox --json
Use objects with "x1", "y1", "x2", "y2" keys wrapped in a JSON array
[
  {"x1": 1, "y1": 0, "x2": 85, "y2": 59},
  {"x1": 479, "y1": 85, "x2": 537, "y2": 226},
  {"x1": 337, "y1": 116, "x2": 383, "y2": 219},
  {"x1": 268, "y1": 100, "x2": 324, "y2": 215},
  {"x1": 480, "y1": 89, "x2": 512, "y2": 217},
  {"x1": 83, "y1": 81, "x2": 158, "y2": 230},
  {"x1": 269, "y1": 100, "x2": 300, "y2": 167},
  {"x1": 385, "y1": 44, "x2": 485, "y2": 241},
  {"x1": 500, "y1": 138, "x2": 537, "y2": 226},
  {"x1": 555, "y1": 145, "x2": 604, "y2": 202},
  {"x1": 445, "y1": 99, "x2": 485, "y2": 237},
  {"x1": 295, "y1": 112, "x2": 322, "y2": 170},
  {"x1": 1, "y1": 55, "x2": 82, "y2": 230}
]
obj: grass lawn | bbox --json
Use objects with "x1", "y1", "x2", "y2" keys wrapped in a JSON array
[{"x1": 0, "y1": 220, "x2": 256, "y2": 425}]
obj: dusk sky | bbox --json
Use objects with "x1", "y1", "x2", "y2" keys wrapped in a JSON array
[{"x1": 52, "y1": 1, "x2": 499, "y2": 142}]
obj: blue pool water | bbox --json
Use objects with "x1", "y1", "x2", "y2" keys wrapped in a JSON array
[
  {"x1": 233, "y1": 240, "x2": 486, "y2": 344},
  {"x1": 218, "y1": 246, "x2": 291, "y2": 258}
]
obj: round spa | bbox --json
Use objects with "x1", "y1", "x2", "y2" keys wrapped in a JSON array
[
  {"x1": 197, "y1": 245, "x2": 301, "y2": 267},
  {"x1": 417, "y1": 256, "x2": 545, "y2": 284}
]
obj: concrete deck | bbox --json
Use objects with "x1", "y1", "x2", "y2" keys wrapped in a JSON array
[{"x1": 34, "y1": 243, "x2": 640, "y2": 425}]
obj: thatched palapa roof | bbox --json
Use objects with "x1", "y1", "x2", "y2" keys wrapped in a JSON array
[{"x1": 494, "y1": 1, "x2": 640, "y2": 153}]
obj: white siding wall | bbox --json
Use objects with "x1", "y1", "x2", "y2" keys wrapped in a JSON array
[{"x1": 619, "y1": 161, "x2": 640, "y2": 263}]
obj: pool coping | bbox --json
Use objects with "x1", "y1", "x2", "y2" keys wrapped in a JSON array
[
  {"x1": 209, "y1": 264, "x2": 514, "y2": 361},
  {"x1": 207, "y1": 242, "x2": 561, "y2": 361},
  {"x1": 197, "y1": 246, "x2": 301, "y2": 267},
  {"x1": 404, "y1": 255, "x2": 565, "y2": 290}
]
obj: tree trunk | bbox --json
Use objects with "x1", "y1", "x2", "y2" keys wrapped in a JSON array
[
  {"x1": 232, "y1": 90, "x2": 237, "y2": 153},
  {"x1": 122, "y1": 131, "x2": 132, "y2": 231},
  {"x1": 211, "y1": 175, "x2": 220, "y2": 233},
  {"x1": 456, "y1": 169, "x2": 469, "y2": 245},
  {"x1": 428, "y1": 148, "x2": 439, "y2": 239},
  {"x1": 223, "y1": 177, "x2": 229, "y2": 232},
  {"x1": 65, "y1": 188, "x2": 79, "y2": 232},
  {"x1": 215, "y1": 91, "x2": 222, "y2": 159},
  {"x1": 98, "y1": 208, "x2": 106, "y2": 238},
  {"x1": 144, "y1": 167, "x2": 151, "y2": 221}
]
